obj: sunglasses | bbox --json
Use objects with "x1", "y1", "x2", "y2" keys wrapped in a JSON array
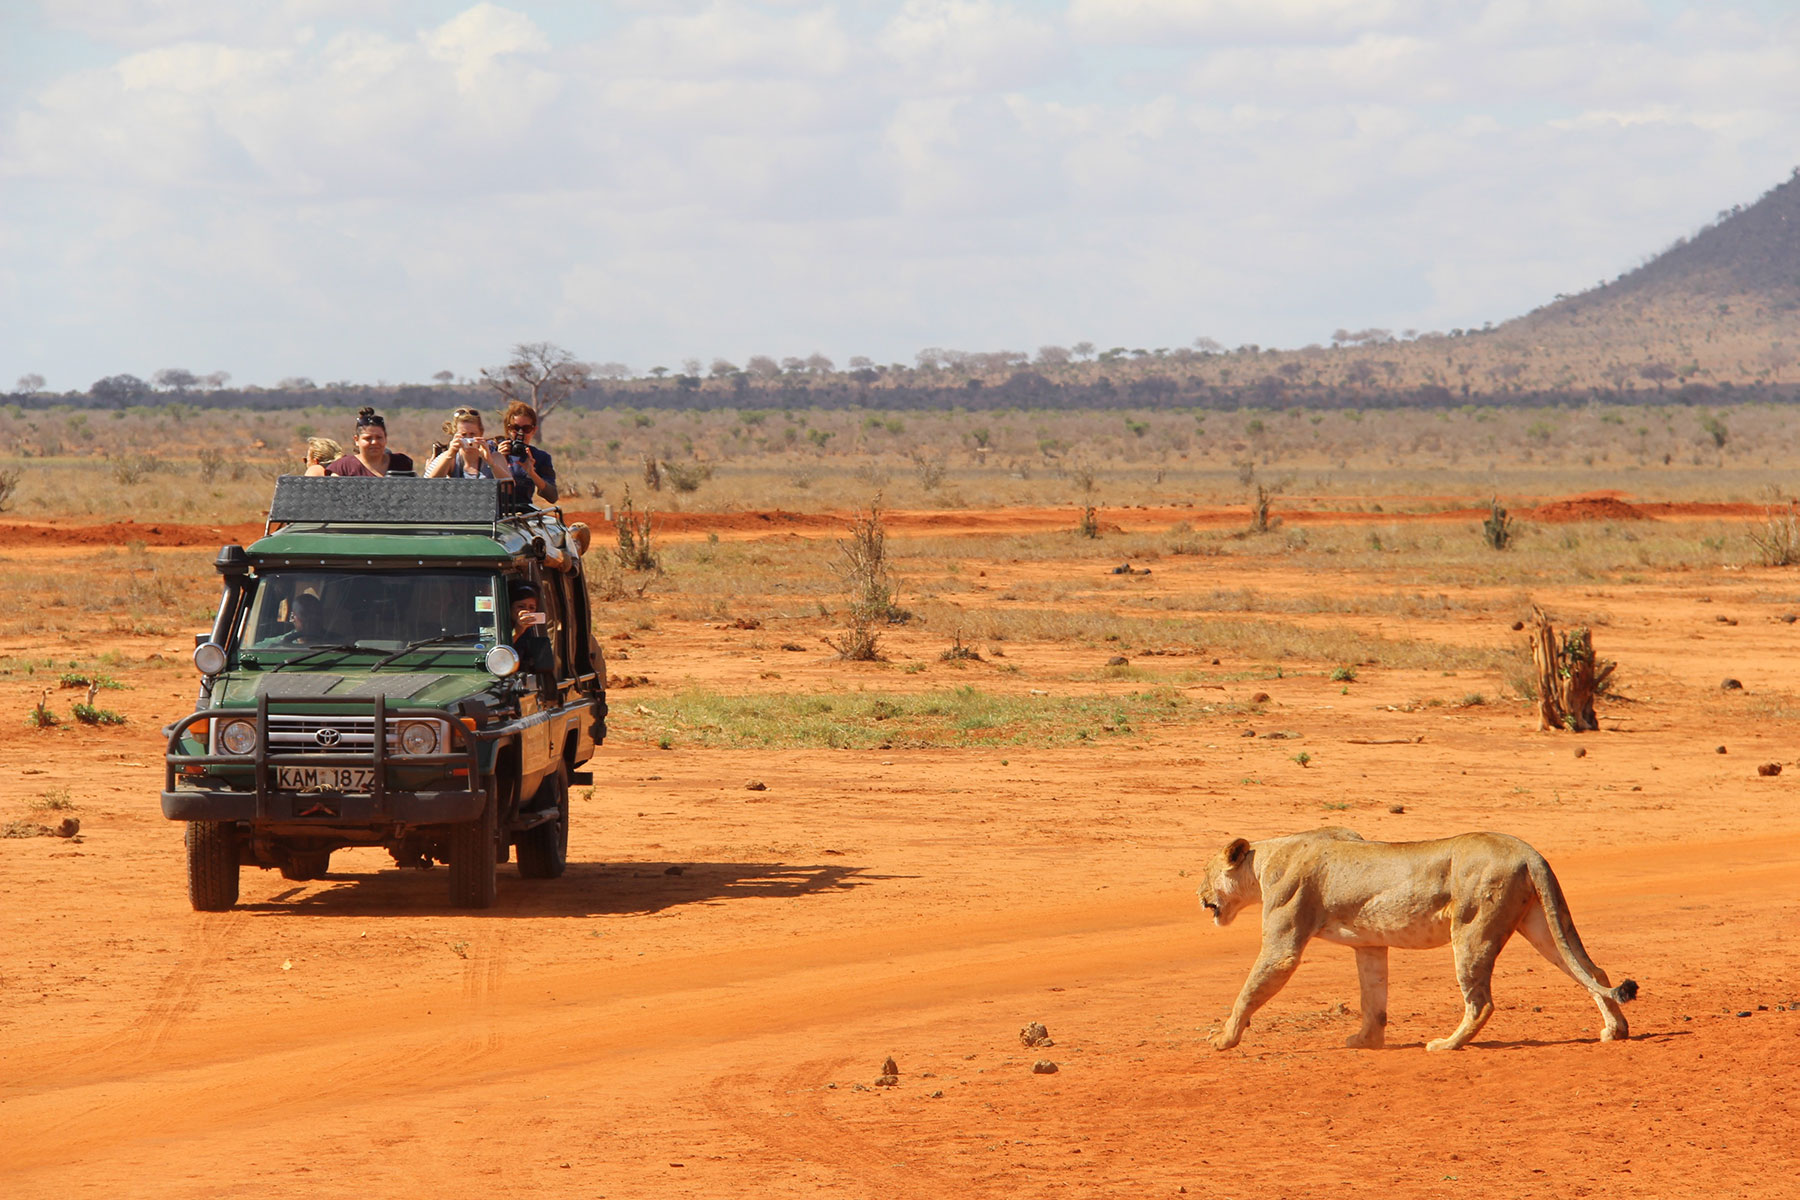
[
  {"x1": 454, "y1": 407, "x2": 481, "y2": 417},
  {"x1": 507, "y1": 425, "x2": 534, "y2": 434}
]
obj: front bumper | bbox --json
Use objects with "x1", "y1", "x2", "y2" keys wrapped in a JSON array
[
  {"x1": 164, "y1": 692, "x2": 493, "y2": 827},
  {"x1": 160, "y1": 787, "x2": 485, "y2": 824}
]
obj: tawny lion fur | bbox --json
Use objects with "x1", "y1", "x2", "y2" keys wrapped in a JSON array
[{"x1": 1197, "y1": 828, "x2": 1637, "y2": 1052}]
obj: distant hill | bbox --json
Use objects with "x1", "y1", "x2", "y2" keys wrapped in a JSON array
[
  {"x1": 1578, "y1": 170, "x2": 1800, "y2": 304},
  {"x1": 1484, "y1": 168, "x2": 1800, "y2": 390}
]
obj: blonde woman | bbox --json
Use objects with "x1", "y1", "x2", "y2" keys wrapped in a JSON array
[
  {"x1": 302, "y1": 436, "x2": 344, "y2": 477},
  {"x1": 424, "y1": 407, "x2": 516, "y2": 483}
]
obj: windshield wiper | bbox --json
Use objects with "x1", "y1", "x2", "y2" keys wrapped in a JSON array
[
  {"x1": 267, "y1": 643, "x2": 368, "y2": 672},
  {"x1": 369, "y1": 633, "x2": 479, "y2": 672}
]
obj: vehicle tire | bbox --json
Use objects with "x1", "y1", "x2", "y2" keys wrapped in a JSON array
[
  {"x1": 186, "y1": 821, "x2": 240, "y2": 911},
  {"x1": 279, "y1": 850, "x2": 332, "y2": 882},
  {"x1": 515, "y1": 767, "x2": 569, "y2": 880},
  {"x1": 449, "y1": 788, "x2": 498, "y2": 908}
]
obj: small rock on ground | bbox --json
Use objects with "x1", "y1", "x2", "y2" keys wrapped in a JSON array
[
  {"x1": 1020, "y1": 1022, "x2": 1053, "y2": 1047},
  {"x1": 1032, "y1": 1060, "x2": 1058, "y2": 1075},
  {"x1": 744, "y1": 780, "x2": 767, "y2": 791},
  {"x1": 1722, "y1": 678, "x2": 1744, "y2": 691},
  {"x1": 1106, "y1": 655, "x2": 1129, "y2": 666},
  {"x1": 1758, "y1": 762, "x2": 1783, "y2": 776}
]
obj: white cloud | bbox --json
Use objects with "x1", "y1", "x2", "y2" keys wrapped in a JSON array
[
  {"x1": 1069, "y1": 0, "x2": 1432, "y2": 45},
  {"x1": 36, "y1": 0, "x2": 401, "y2": 46},
  {"x1": 879, "y1": 0, "x2": 1065, "y2": 92},
  {"x1": 4, "y1": 1, "x2": 1800, "y2": 387}
]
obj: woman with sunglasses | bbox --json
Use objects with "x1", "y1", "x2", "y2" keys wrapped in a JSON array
[
  {"x1": 423, "y1": 406, "x2": 517, "y2": 485},
  {"x1": 498, "y1": 401, "x2": 558, "y2": 505}
]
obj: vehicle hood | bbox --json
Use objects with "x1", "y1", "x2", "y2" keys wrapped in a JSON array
[{"x1": 211, "y1": 668, "x2": 496, "y2": 711}]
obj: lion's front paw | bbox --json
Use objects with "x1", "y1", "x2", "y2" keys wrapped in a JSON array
[
  {"x1": 1424, "y1": 1036, "x2": 1462, "y2": 1052},
  {"x1": 1209, "y1": 1028, "x2": 1242, "y2": 1051},
  {"x1": 1345, "y1": 1029, "x2": 1385, "y2": 1050}
]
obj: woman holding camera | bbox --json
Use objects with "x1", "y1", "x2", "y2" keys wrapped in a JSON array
[
  {"x1": 423, "y1": 407, "x2": 516, "y2": 483},
  {"x1": 499, "y1": 401, "x2": 557, "y2": 505}
]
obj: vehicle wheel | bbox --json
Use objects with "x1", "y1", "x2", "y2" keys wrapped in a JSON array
[
  {"x1": 186, "y1": 821, "x2": 240, "y2": 911},
  {"x1": 516, "y1": 767, "x2": 569, "y2": 880},
  {"x1": 449, "y1": 787, "x2": 498, "y2": 908},
  {"x1": 279, "y1": 850, "x2": 332, "y2": 882}
]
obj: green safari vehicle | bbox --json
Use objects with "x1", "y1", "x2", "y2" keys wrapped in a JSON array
[{"x1": 162, "y1": 476, "x2": 607, "y2": 909}]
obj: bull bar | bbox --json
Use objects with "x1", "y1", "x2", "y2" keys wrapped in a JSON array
[{"x1": 162, "y1": 690, "x2": 493, "y2": 825}]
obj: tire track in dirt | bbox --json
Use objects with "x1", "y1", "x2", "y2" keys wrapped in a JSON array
[
  {"x1": 0, "y1": 893, "x2": 1210, "y2": 1175},
  {"x1": 460, "y1": 902, "x2": 510, "y2": 1056},
  {"x1": 5, "y1": 836, "x2": 1797, "y2": 1188},
  {"x1": 30, "y1": 911, "x2": 246, "y2": 1081},
  {"x1": 702, "y1": 1055, "x2": 965, "y2": 1199}
]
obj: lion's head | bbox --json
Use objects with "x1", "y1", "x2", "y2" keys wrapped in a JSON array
[{"x1": 1197, "y1": 836, "x2": 1257, "y2": 926}]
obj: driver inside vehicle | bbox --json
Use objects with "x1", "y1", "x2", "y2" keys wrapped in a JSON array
[{"x1": 277, "y1": 592, "x2": 334, "y2": 645}]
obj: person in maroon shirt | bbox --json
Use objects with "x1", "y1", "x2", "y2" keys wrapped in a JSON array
[{"x1": 307, "y1": 407, "x2": 414, "y2": 477}]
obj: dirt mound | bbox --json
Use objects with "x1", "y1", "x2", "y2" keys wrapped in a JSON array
[
  {"x1": 1519, "y1": 494, "x2": 1650, "y2": 523},
  {"x1": 0, "y1": 519, "x2": 265, "y2": 548}
]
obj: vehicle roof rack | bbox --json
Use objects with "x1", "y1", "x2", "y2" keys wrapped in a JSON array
[{"x1": 265, "y1": 475, "x2": 530, "y2": 534}]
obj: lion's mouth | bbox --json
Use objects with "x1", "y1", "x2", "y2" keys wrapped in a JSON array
[{"x1": 1201, "y1": 899, "x2": 1220, "y2": 917}]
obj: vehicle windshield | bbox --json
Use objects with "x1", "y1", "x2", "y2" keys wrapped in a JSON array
[{"x1": 240, "y1": 570, "x2": 504, "y2": 654}]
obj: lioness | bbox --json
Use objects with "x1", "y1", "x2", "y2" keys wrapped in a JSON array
[{"x1": 1198, "y1": 828, "x2": 1637, "y2": 1051}]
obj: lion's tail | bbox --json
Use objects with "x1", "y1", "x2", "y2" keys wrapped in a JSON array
[{"x1": 1525, "y1": 853, "x2": 1638, "y2": 1004}]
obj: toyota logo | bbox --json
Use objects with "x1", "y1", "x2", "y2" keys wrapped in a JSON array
[{"x1": 314, "y1": 727, "x2": 342, "y2": 747}]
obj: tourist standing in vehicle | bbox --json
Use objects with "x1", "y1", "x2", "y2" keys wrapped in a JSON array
[
  {"x1": 322, "y1": 407, "x2": 415, "y2": 477},
  {"x1": 497, "y1": 401, "x2": 558, "y2": 505},
  {"x1": 424, "y1": 407, "x2": 516, "y2": 484},
  {"x1": 301, "y1": 436, "x2": 343, "y2": 477}
]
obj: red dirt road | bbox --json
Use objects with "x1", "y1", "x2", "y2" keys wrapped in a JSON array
[
  {"x1": 0, "y1": 491, "x2": 1767, "y2": 549},
  {"x1": 4, "y1": 504, "x2": 1800, "y2": 1198}
]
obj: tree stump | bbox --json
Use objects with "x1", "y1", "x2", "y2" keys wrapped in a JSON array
[{"x1": 1528, "y1": 606, "x2": 1614, "y2": 732}]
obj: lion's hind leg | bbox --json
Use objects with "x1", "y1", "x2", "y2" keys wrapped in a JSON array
[
  {"x1": 1518, "y1": 903, "x2": 1629, "y2": 1041},
  {"x1": 1426, "y1": 917, "x2": 1509, "y2": 1052}
]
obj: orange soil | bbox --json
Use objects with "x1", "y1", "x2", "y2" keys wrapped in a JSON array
[
  {"x1": 3, "y1": 501, "x2": 1799, "y2": 1198},
  {"x1": 0, "y1": 491, "x2": 1768, "y2": 549}
]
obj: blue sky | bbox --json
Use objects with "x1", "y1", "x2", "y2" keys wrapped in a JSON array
[{"x1": 3, "y1": 0, "x2": 1797, "y2": 389}]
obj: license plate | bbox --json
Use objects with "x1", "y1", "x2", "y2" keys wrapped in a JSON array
[{"x1": 278, "y1": 766, "x2": 376, "y2": 792}]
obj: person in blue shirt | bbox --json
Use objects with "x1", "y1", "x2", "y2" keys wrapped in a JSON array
[{"x1": 499, "y1": 401, "x2": 557, "y2": 505}]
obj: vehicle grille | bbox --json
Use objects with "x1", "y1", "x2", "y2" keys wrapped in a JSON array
[{"x1": 264, "y1": 714, "x2": 444, "y2": 755}]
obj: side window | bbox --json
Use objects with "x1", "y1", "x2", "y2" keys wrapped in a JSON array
[
  {"x1": 535, "y1": 569, "x2": 567, "y2": 679},
  {"x1": 563, "y1": 567, "x2": 594, "y2": 677}
]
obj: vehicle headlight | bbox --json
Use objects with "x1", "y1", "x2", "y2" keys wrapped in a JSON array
[
  {"x1": 194, "y1": 642, "x2": 227, "y2": 675},
  {"x1": 218, "y1": 719, "x2": 258, "y2": 756},
  {"x1": 398, "y1": 720, "x2": 440, "y2": 756},
  {"x1": 485, "y1": 645, "x2": 520, "y2": 677}
]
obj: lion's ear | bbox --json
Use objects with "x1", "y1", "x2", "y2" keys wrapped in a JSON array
[{"x1": 1225, "y1": 837, "x2": 1251, "y2": 867}]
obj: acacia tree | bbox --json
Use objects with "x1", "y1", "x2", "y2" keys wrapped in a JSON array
[{"x1": 481, "y1": 342, "x2": 593, "y2": 421}]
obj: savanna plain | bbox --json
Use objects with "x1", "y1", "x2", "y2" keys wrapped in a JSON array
[{"x1": 3, "y1": 407, "x2": 1799, "y2": 1199}]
